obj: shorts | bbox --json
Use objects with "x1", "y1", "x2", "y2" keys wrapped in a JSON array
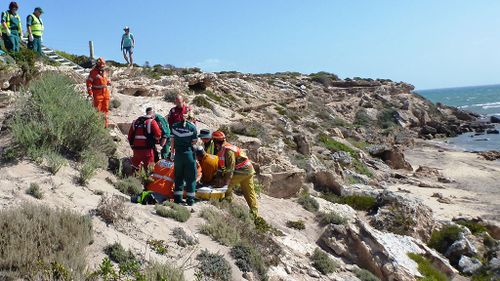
[{"x1": 123, "y1": 46, "x2": 133, "y2": 54}]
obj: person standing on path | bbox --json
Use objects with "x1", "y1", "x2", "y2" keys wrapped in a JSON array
[
  {"x1": 121, "y1": 26, "x2": 135, "y2": 66},
  {"x1": 171, "y1": 112, "x2": 198, "y2": 206},
  {"x1": 86, "y1": 57, "x2": 111, "y2": 127},
  {"x1": 1, "y1": 2, "x2": 22, "y2": 52},
  {"x1": 26, "y1": 7, "x2": 44, "y2": 55}
]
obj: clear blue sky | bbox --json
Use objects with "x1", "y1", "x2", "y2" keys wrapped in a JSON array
[{"x1": 14, "y1": 0, "x2": 500, "y2": 89}]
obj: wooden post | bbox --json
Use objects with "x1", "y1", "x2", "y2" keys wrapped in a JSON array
[{"x1": 89, "y1": 41, "x2": 94, "y2": 61}]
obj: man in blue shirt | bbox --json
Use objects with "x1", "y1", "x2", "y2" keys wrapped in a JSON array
[{"x1": 120, "y1": 26, "x2": 135, "y2": 67}]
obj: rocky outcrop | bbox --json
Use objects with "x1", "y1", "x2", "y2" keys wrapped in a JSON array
[
  {"x1": 477, "y1": 150, "x2": 500, "y2": 161},
  {"x1": 368, "y1": 145, "x2": 413, "y2": 170},
  {"x1": 320, "y1": 218, "x2": 457, "y2": 281}
]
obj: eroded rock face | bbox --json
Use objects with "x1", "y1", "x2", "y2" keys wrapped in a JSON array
[
  {"x1": 258, "y1": 169, "x2": 306, "y2": 199},
  {"x1": 310, "y1": 170, "x2": 343, "y2": 195},
  {"x1": 320, "y1": 219, "x2": 457, "y2": 281},
  {"x1": 0, "y1": 63, "x2": 22, "y2": 90},
  {"x1": 293, "y1": 134, "x2": 311, "y2": 156},
  {"x1": 368, "y1": 145, "x2": 412, "y2": 170}
]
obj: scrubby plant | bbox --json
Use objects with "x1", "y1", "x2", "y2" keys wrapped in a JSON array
[
  {"x1": 77, "y1": 149, "x2": 108, "y2": 186},
  {"x1": 196, "y1": 250, "x2": 232, "y2": 281},
  {"x1": 354, "y1": 109, "x2": 372, "y2": 127},
  {"x1": 317, "y1": 211, "x2": 347, "y2": 226},
  {"x1": 0, "y1": 204, "x2": 92, "y2": 279},
  {"x1": 1, "y1": 147, "x2": 18, "y2": 163},
  {"x1": 9, "y1": 47, "x2": 39, "y2": 85},
  {"x1": 155, "y1": 202, "x2": 191, "y2": 222},
  {"x1": 44, "y1": 150, "x2": 67, "y2": 174},
  {"x1": 428, "y1": 225, "x2": 463, "y2": 254},
  {"x1": 455, "y1": 220, "x2": 487, "y2": 235},
  {"x1": 104, "y1": 242, "x2": 137, "y2": 265},
  {"x1": 172, "y1": 227, "x2": 199, "y2": 246},
  {"x1": 200, "y1": 207, "x2": 240, "y2": 246},
  {"x1": 96, "y1": 195, "x2": 128, "y2": 224},
  {"x1": 147, "y1": 239, "x2": 168, "y2": 255},
  {"x1": 321, "y1": 193, "x2": 377, "y2": 211},
  {"x1": 114, "y1": 177, "x2": 144, "y2": 196},
  {"x1": 311, "y1": 248, "x2": 337, "y2": 275},
  {"x1": 352, "y1": 158, "x2": 374, "y2": 178},
  {"x1": 55, "y1": 50, "x2": 91, "y2": 67},
  {"x1": 193, "y1": 95, "x2": 213, "y2": 109},
  {"x1": 143, "y1": 262, "x2": 185, "y2": 281},
  {"x1": 286, "y1": 220, "x2": 306, "y2": 230},
  {"x1": 297, "y1": 192, "x2": 320, "y2": 212},
  {"x1": 203, "y1": 90, "x2": 223, "y2": 103},
  {"x1": 109, "y1": 99, "x2": 121, "y2": 109},
  {"x1": 309, "y1": 71, "x2": 339, "y2": 87},
  {"x1": 26, "y1": 182, "x2": 43, "y2": 199},
  {"x1": 230, "y1": 242, "x2": 267, "y2": 279},
  {"x1": 163, "y1": 89, "x2": 183, "y2": 103},
  {"x1": 319, "y1": 133, "x2": 358, "y2": 159},
  {"x1": 354, "y1": 268, "x2": 380, "y2": 281},
  {"x1": 377, "y1": 108, "x2": 398, "y2": 129},
  {"x1": 407, "y1": 253, "x2": 447, "y2": 281}
]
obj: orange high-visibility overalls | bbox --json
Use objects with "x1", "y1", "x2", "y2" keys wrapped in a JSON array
[{"x1": 86, "y1": 67, "x2": 111, "y2": 127}]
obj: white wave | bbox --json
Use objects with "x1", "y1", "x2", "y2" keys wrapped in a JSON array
[{"x1": 458, "y1": 101, "x2": 500, "y2": 109}]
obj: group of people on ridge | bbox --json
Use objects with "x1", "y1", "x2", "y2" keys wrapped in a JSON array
[{"x1": 1, "y1": 2, "x2": 44, "y2": 54}]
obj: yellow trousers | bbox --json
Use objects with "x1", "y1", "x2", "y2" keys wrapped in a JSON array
[{"x1": 227, "y1": 173, "x2": 258, "y2": 216}]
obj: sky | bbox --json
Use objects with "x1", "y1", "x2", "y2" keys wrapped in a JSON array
[{"x1": 12, "y1": 0, "x2": 500, "y2": 89}]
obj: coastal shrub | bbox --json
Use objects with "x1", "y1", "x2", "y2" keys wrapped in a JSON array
[
  {"x1": 9, "y1": 47, "x2": 39, "y2": 85},
  {"x1": 230, "y1": 242, "x2": 267, "y2": 280},
  {"x1": 147, "y1": 239, "x2": 168, "y2": 255},
  {"x1": 354, "y1": 268, "x2": 380, "y2": 281},
  {"x1": 114, "y1": 177, "x2": 144, "y2": 196},
  {"x1": 104, "y1": 243, "x2": 137, "y2": 265},
  {"x1": 407, "y1": 253, "x2": 447, "y2": 281},
  {"x1": 10, "y1": 73, "x2": 115, "y2": 182},
  {"x1": 193, "y1": 95, "x2": 213, "y2": 109},
  {"x1": 378, "y1": 108, "x2": 398, "y2": 129},
  {"x1": 172, "y1": 227, "x2": 199, "y2": 246},
  {"x1": 318, "y1": 133, "x2": 358, "y2": 159},
  {"x1": 44, "y1": 150, "x2": 67, "y2": 174},
  {"x1": 311, "y1": 248, "x2": 337, "y2": 275},
  {"x1": 309, "y1": 71, "x2": 339, "y2": 87},
  {"x1": 455, "y1": 221, "x2": 487, "y2": 235},
  {"x1": 196, "y1": 250, "x2": 232, "y2": 281},
  {"x1": 163, "y1": 88, "x2": 183, "y2": 103},
  {"x1": 199, "y1": 207, "x2": 240, "y2": 246},
  {"x1": 428, "y1": 225, "x2": 462, "y2": 254},
  {"x1": 286, "y1": 220, "x2": 306, "y2": 230},
  {"x1": 26, "y1": 182, "x2": 43, "y2": 199},
  {"x1": 322, "y1": 193, "x2": 377, "y2": 211},
  {"x1": 143, "y1": 263, "x2": 185, "y2": 281},
  {"x1": 155, "y1": 202, "x2": 191, "y2": 222},
  {"x1": 354, "y1": 109, "x2": 372, "y2": 127},
  {"x1": 217, "y1": 124, "x2": 237, "y2": 142},
  {"x1": 96, "y1": 195, "x2": 128, "y2": 224},
  {"x1": 109, "y1": 99, "x2": 121, "y2": 109},
  {"x1": 297, "y1": 192, "x2": 320, "y2": 212},
  {"x1": 317, "y1": 211, "x2": 347, "y2": 226},
  {"x1": 203, "y1": 90, "x2": 223, "y2": 103},
  {"x1": 352, "y1": 158, "x2": 374, "y2": 177},
  {"x1": 0, "y1": 204, "x2": 92, "y2": 280}
]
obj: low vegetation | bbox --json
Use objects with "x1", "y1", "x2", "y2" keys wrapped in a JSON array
[
  {"x1": 297, "y1": 192, "x2": 320, "y2": 212},
  {"x1": 193, "y1": 95, "x2": 213, "y2": 109},
  {"x1": 354, "y1": 268, "x2": 381, "y2": 281},
  {"x1": 104, "y1": 242, "x2": 138, "y2": 265},
  {"x1": 26, "y1": 182, "x2": 43, "y2": 199},
  {"x1": 147, "y1": 239, "x2": 168, "y2": 255},
  {"x1": 196, "y1": 250, "x2": 232, "y2": 281},
  {"x1": 55, "y1": 50, "x2": 91, "y2": 67},
  {"x1": 200, "y1": 207, "x2": 240, "y2": 246},
  {"x1": 311, "y1": 248, "x2": 338, "y2": 275},
  {"x1": 319, "y1": 133, "x2": 358, "y2": 158},
  {"x1": 309, "y1": 71, "x2": 339, "y2": 87},
  {"x1": 407, "y1": 253, "x2": 448, "y2": 281},
  {"x1": 96, "y1": 195, "x2": 129, "y2": 224},
  {"x1": 110, "y1": 98, "x2": 121, "y2": 109},
  {"x1": 427, "y1": 225, "x2": 462, "y2": 254},
  {"x1": 155, "y1": 202, "x2": 191, "y2": 222},
  {"x1": 317, "y1": 211, "x2": 347, "y2": 226},
  {"x1": 172, "y1": 227, "x2": 199, "y2": 246},
  {"x1": 143, "y1": 263, "x2": 185, "y2": 281},
  {"x1": 0, "y1": 204, "x2": 93, "y2": 280},
  {"x1": 377, "y1": 108, "x2": 398, "y2": 129},
  {"x1": 114, "y1": 177, "x2": 144, "y2": 196},
  {"x1": 44, "y1": 150, "x2": 67, "y2": 174},
  {"x1": 322, "y1": 193, "x2": 377, "y2": 211},
  {"x1": 286, "y1": 220, "x2": 306, "y2": 230},
  {"x1": 230, "y1": 242, "x2": 267, "y2": 280},
  {"x1": 9, "y1": 47, "x2": 39, "y2": 86},
  {"x1": 455, "y1": 220, "x2": 487, "y2": 235},
  {"x1": 354, "y1": 109, "x2": 372, "y2": 127}
]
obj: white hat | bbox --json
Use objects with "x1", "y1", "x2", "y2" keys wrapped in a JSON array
[{"x1": 123, "y1": 26, "x2": 130, "y2": 30}]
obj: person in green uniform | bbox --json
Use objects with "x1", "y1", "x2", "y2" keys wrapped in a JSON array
[
  {"x1": 146, "y1": 107, "x2": 171, "y2": 162},
  {"x1": 1, "y1": 2, "x2": 22, "y2": 52},
  {"x1": 26, "y1": 7, "x2": 44, "y2": 55},
  {"x1": 171, "y1": 112, "x2": 198, "y2": 205}
]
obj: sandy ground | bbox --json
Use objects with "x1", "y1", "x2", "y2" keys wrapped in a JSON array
[{"x1": 388, "y1": 141, "x2": 500, "y2": 223}]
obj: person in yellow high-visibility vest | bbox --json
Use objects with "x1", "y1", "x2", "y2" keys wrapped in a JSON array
[
  {"x1": 1, "y1": 2, "x2": 22, "y2": 52},
  {"x1": 26, "y1": 7, "x2": 44, "y2": 55}
]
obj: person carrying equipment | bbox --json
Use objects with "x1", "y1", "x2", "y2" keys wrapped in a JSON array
[
  {"x1": 1, "y1": 2, "x2": 22, "y2": 52},
  {"x1": 195, "y1": 145, "x2": 218, "y2": 185},
  {"x1": 167, "y1": 95, "x2": 191, "y2": 128},
  {"x1": 145, "y1": 107, "x2": 170, "y2": 161},
  {"x1": 199, "y1": 129, "x2": 216, "y2": 155},
  {"x1": 171, "y1": 112, "x2": 198, "y2": 205},
  {"x1": 212, "y1": 131, "x2": 258, "y2": 217},
  {"x1": 127, "y1": 111, "x2": 162, "y2": 172},
  {"x1": 86, "y1": 57, "x2": 111, "y2": 127},
  {"x1": 26, "y1": 7, "x2": 43, "y2": 55},
  {"x1": 121, "y1": 26, "x2": 135, "y2": 66}
]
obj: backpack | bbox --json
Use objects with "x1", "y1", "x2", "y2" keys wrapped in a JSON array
[{"x1": 130, "y1": 116, "x2": 156, "y2": 148}]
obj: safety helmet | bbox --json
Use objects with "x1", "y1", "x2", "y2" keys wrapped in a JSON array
[
  {"x1": 194, "y1": 145, "x2": 205, "y2": 156},
  {"x1": 212, "y1": 131, "x2": 226, "y2": 141},
  {"x1": 96, "y1": 57, "x2": 106, "y2": 68}
]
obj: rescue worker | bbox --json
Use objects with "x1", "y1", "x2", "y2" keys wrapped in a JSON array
[
  {"x1": 127, "y1": 111, "x2": 162, "y2": 172},
  {"x1": 195, "y1": 145, "x2": 218, "y2": 185},
  {"x1": 199, "y1": 129, "x2": 216, "y2": 155},
  {"x1": 1, "y1": 2, "x2": 22, "y2": 52},
  {"x1": 121, "y1": 26, "x2": 135, "y2": 66},
  {"x1": 171, "y1": 112, "x2": 198, "y2": 205},
  {"x1": 26, "y1": 7, "x2": 43, "y2": 55},
  {"x1": 167, "y1": 95, "x2": 191, "y2": 128},
  {"x1": 145, "y1": 107, "x2": 170, "y2": 162},
  {"x1": 86, "y1": 57, "x2": 111, "y2": 127},
  {"x1": 212, "y1": 131, "x2": 258, "y2": 217}
]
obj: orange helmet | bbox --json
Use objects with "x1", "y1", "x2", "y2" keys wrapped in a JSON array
[
  {"x1": 212, "y1": 131, "x2": 226, "y2": 141},
  {"x1": 96, "y1": 57, "x2": 106, "y2": 68}
]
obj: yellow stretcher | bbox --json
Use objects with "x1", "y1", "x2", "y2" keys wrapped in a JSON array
[{"x1": 196, "y1": 186, "x2": 228, "y2": 200}]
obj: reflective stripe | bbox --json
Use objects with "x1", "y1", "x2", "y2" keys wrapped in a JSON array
[
  {"x1": 172, "y1": 128, "x2": 194, "y2": 137},
  {"x1": 30, "y1": 14, "x2": 44, "y2": 36},
  {"x1": 92, "y1": 85, "x2": 108, "y2": 89},
  {"x1": 146, "y1": 118, "x2": 152, "y2": 134},
  {"x1": 87, "y1": 77, "x2": 94, "y2": 82},
  {"x1": 235, "y1": 159, "x2": 251, "y2": 169},
  {"x1": 151, "y1": 173, "x2": 174, "y2": 182},
  {"x1": 186, "y1": 192, "x2": 196, "y2": 197},
  {"x1": 135, "y1": 135, "x2": 147, "y2": 140},
  {"x1": 174, "y1": 191, "x2": 184, "y2": 195}
]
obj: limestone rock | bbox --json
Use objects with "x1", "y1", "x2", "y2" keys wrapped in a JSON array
[
  {"x1": 458, "y1": 256, "x2": 482, "y2": 275},
  {"x1": 311, "y1": 170, "x2": 343, "y2": 195},
  {"x1": 293, "y1": 134, "x2": 311, "y2": 156},
  {"x1": 445, "y1": 232, "x2": 478, "y2": 265},
  {"x1": 258, "y1": 169, "x2": 306, "y2": 199},
  {"x1": 368, "y1": 145, "x2": 412, "y2": 170}
]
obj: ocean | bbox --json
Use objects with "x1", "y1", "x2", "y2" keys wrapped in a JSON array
[{"x1": 417, "y1": 85, "x2": 500, "y2": 152}]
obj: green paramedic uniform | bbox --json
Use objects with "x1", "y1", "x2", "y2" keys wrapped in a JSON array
[
  {"x1": 1, "y1": 11, "x2": 22, "y2": 52},
  {"x1": 171, "y1": 121, "x2": 198, "y2": 205},
  {"x1": 27, "y1": 14, "x2": 44, "y2": 55},
  {"x1": 155, "y1": 114, "x2": 171, "y2": 160}
]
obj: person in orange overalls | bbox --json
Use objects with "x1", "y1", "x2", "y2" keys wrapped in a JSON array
[{"x1": 86, "y1": 57, "x2": 111, "y2": 127}]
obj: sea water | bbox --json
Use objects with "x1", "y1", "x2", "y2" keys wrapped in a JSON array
[{"x1": 417, "y1": 85, "x2": 500, "y2": 152}]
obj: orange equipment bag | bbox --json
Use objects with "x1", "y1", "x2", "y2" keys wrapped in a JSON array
[{"x1": 146, "y1": 160, "x2": 175, "y2": 198}]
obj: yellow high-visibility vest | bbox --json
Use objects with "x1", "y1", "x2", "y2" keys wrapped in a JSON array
[
  {"x1": 29, "y1": 14, "x2": 43, "y2": 36},
  {"x1": 1, "y1": 11, "x2": 22, "y2": 33}
]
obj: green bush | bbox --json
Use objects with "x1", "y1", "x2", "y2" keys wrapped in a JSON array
[
  {"x1": 317, "y1": 211, "x2": 347, "y2": 226},
  {"x1": 428, "y1": 225, "x2": 462, "y2": 254},
  {"x1": 311, "y1": 248, "x2": 337, "y2": 275},
  {"x1": 319, "y1": 133, "x2": 358, "y2": 159},
  {"x1": 354, "y1": 268, "x2": 380, "y2": 281},
  {"x1": 297, "y1": 193, "x2": 320, "y2": 212},
  {"x1": 377, "y1": 108, "x2": 398, "y2": 129},
  {"x1": 109, "y1": 99, "x2": 121, "y2": 109},
  {"x1": 196, "y1": 250, "x2": 232, "y2": 281},
  {"x1": 147, "y1": 239, "x2": 168, "y2": 255},
  {"x1": 104, "y1": 242, "x2": 137, "y2": 265},
  {"x1": 193, "y1": 95, "x2": 213, "y2": 109},
  {"x1": 0, "y1": 204, "x2": 92, "y2": 280},
  {"x1": 455, "y1": 221, "x2": 487, "y2": 235},
  {"x1": 26, "y1": 182, "x2": 43, "y2": 199},
  {"x1": 172, "y1": 227, "x2": 199, "y2": 246},
  {"x1": 230, "y1": 242, "x2": 267, "y2": 280},
  {"x1": 155, "y1": 202, "x2": 191, "y2": 222},
  {"x1": 77, "y1": 148, "x2": 108, "y2": 186},
  {"x1": 407, "y1": 253, "x2": 447, "y2": 281},
  {"x1": 55, "y1": 50, "x2": 91, "y2": 68},
  {"x1": 286, "y1": 220, "x2": 306, "y2": 230},
  {"x1": 322, "y1": 193, "x2": 377, "y2": 211},
  {"x1": 44, "y1": 150, "x2": 67, "y2": 174},
  {"x1": 309, "y1": 71, "x2": 339, "y2": 87},
  {"x1": 143, "y1": 262, "x2": 185, "y2": 281},
  {"x1": 114, "y1": 177, "x2": 144, "y2": 196},
  {"x1": 9, "y1": 47, "x2": 39, "y2": 85},
  {"x1": 352, "y1": 158, "x2": 374, "y2": 177},
  {"x1": 354, "y1": 110, "x2": 372, "y2": 127},
  {"x1": 203, "y1": 90, "x2": 223, "y2": 103},
  {"x1": 200, "y1": 208, "x2": 240, "y2": 246}
]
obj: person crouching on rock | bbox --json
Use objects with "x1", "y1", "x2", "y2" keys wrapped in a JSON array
[
  {"x1": 212, "y1": 131, "x2": 258, "y2": 218},
  {"x1": 199, "y1": 129, "x2": 217, "y2": 155},
  {"x1": 171, "y1": 112, "x2": 198, "y2": 205},
  {"x1": 128, "y1": 111, "x2": 162, "y2": 173}
]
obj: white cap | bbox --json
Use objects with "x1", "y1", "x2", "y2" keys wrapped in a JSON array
[{"x1": 123, "y1": 26, "x2": 130, "y2": 30}]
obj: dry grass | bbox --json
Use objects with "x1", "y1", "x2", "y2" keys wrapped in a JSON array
[
  {"x1": 0, "y1": 204, "x2": 92, "y2": 280},
  {"x1": 96, "y1": 195, "x2": 129, "y2": 224}
]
